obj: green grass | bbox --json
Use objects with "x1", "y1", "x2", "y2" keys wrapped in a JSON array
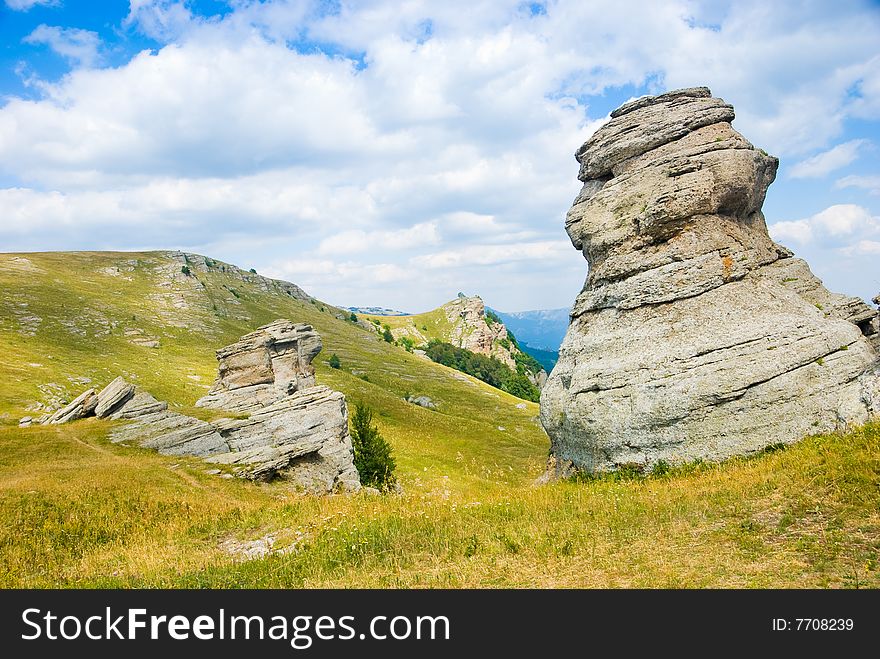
[
  {"x1": 1, "y1": 251, "x2": 879, "y2": 588},
  {"x1": 2, "y1": 420, "x2": 878, "y2": 587},
  {"x1": 362, "y1": 304, "x2": 459, "y2": 346}
]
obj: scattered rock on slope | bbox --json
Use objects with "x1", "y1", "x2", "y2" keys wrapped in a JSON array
[
  {"x1": 405, "y1": 394, "x2": 437, "y2": 410},
  {"x1": 540, "y1": 87, "x2": 880, "y2": 479}
]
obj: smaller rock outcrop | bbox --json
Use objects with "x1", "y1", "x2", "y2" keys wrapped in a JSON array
[
  {"x1": 47, "y1": 388, "x2": 97, "y2": 424},
  {"x1": 94, "y1": 377, "x2": 134, "y2": 417},
  {"x1": 195, "y1": 320, "x2": 321, "y2": 411},
  {"x1": 40, "y1": 320, "x2": 360, "y2": 494}
]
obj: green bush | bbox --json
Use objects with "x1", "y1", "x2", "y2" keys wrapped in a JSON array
[
  {"x1": 513, "y1": 350, "x2": 543, "y2": 377},
  {"x1": 382, "y1": 328, "x2": 394, "y2": 343},
  {"x1": 502, "y1": 372, "x2": 540, "y2": 402},
  {"x1": 425, "y1": 340, "x2": 539, "y2": 402},
  {"x1": 349, "y1": 312, "x2": 358, "y2": 322},
  {"x1": 180, "y1": 265, "x2": 190, "y2": 276},
  {"x1": 350, "y1": 403, "x2": 396, "y2": 491},
  {"x1": 328, "y1": 353, "x2": 341, "y2": 369}
]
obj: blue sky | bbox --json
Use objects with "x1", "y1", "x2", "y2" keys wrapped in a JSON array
[{"x1": 0, "y1": 0, "x2": 878, "y2": 312}]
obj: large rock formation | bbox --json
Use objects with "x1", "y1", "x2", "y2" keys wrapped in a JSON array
[
  {"x1": 194, "y1": 320, "x2": 359, "y2": 490},
  {"x1": 44, "y1": 321, "x2": 360, "y2": 493},
  {"x1": 540, "y1": 87, "x2": 880, "y2": 478},
  {"x1": 195, "y1": 320, "x2": 322, "y2": 411}
]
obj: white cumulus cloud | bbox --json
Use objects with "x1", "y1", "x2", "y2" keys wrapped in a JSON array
[
  {"x1": 769, "y1": 204, "x2": 880, "y2": 247},
  {"x1": 5, "y1": 0, "x2": 59, "y2": 11},
  {"x1": 836, "y1": 174, "x2": 880, "y2": 195},
  {"x1": 788, "y1": 139, "x2": 867, "y2": 179},
  {"x1": 23, "y1": 25, "x2": 102, "y2": 67}
]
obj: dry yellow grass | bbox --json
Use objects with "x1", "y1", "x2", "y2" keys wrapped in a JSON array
[{"x1": 1, "y1": 419, "x2": 877, "y2": 588}]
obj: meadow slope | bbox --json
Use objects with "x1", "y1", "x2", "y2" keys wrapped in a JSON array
[{"x1": 1, "y1": 251, "x2": 878, "y2": 587}]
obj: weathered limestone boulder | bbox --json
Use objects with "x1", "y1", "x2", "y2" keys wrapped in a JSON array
[
  {"x1": 540, "y1": 87, "x2": 880, "y2": 478},
  {"x1": 47, "y1": 388, "x2": 97, "y2": 424},
  {"x1": 94, "y1": 376, "x2": 135, "y2": 417},
  {"x1": 190, "y1": 321, "x2": 358, "y2": 491},
  {"x1": 43, "y1": 320, "x2": 360, "y2": 494},
  {"x1": 206, "y1": 385, "x2": 360, "y2": 488},
  {"x1": 195, "y1": 320, "x2": 322, "y2": 412}
]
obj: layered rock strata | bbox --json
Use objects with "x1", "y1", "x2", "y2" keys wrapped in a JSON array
[
  {"x1": 43, "y1": 321, "x2": 360, "y2": 493},
  {"x1": 540, "y1": 87, "x2": 880, "y2": 478},
  {"x1": 195, "y1": 320, "x2": 322, "y2": 411}
]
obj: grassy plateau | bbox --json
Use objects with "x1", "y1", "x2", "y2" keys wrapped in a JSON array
[{"x1": 1, "y1": 251, "x2": 878, "y2": 588}]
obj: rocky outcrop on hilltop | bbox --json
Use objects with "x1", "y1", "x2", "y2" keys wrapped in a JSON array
[
  {"x1": 445, "y1": 296, "x2": 518, "y2": 369},
  {"x1": 381, "y1": 294, "x2": 548, "y2": 388},
  {"x1": 42, "y1": 321, "x2": 360, "y2": 493},
  {"x1": 540, "y1": 87, "x2": 880, "y2": 478}
]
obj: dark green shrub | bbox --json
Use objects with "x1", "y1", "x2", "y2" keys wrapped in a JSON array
[
  {"x1": 328, "y1": 353, "x2": 341, "y2": 369},
  {"x1": 350, "y1": 403, "x2": 396, "y2": 491},
  {"x1": 349, "y1": 312, "x2": 358, "y2": 322},
  {"x1": 382, "y1": 328, "x2": 394, "y2": 343},
  {"x1": 180, "y1": 265, "x2": 190, "y2": 276},
  {"x1": 424, "y1": 340, "x2": 539, "y2": 402},
  {"x1": 502, "y1": 372, "x2": 540, "y2": 402}
]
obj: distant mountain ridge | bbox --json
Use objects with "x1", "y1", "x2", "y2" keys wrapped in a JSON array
[
  {"x1": 346, "y1": 306, "x2": 409, "y2": 316},
  {"x1": 490, "y1": 307, "x2": 570, "y2": 352}
]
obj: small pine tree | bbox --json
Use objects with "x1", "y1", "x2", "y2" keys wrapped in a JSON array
[
  {"x1": 249, "y1": 268, "x2": 257, "y2": 274},
  {"x1": 328, "y1": 353, "x2": 341, "y2": 369},
  {"x1": 349, "y1": 312, "x2": 358, "y2": 322},
  {"x1": 382, "y1": 328, "x2": 394, "y2": 343},
  {"x1": 350, "y1": 403, "x2": 396, "y2": 491},
  {"x1": 180, "y1": 265, "x2": 190, "y2": 276}
]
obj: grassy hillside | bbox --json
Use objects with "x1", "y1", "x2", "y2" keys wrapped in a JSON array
[
  {"x1": 0, "y1": 251, "x2": 544, "y2": 494},
  {"x1": 361, "y1": 300, "x2": 463, "y2": 345},
  {"x1": 1, "y1": 251, "x2": 879, "y2": 588}
]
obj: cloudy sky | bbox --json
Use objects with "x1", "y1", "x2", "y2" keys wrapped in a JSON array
[{"x1": 1, "y1": 0, "x2": 878, "y2": 312}]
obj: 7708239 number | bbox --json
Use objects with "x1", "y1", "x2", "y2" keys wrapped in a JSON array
[{"x1": 795, "y1": 619, "x2": 853, "y2": 631}]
